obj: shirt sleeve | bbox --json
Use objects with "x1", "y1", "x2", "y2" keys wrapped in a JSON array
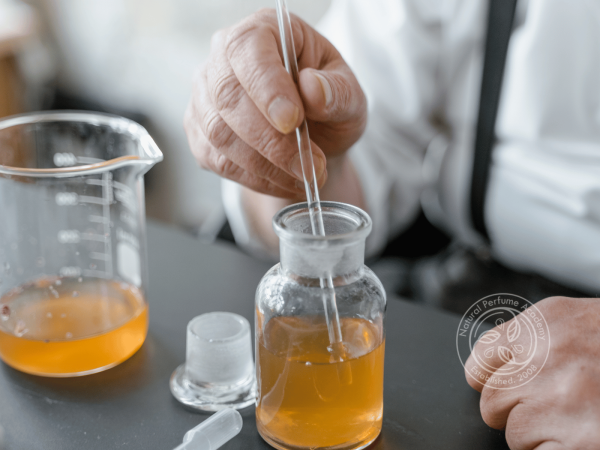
[
  {"x1": 221, "y1": 178, "x2": 279, "y2": 261},
  {"x1": 223, "y1": 0, "x2": 446, "y2": 258}
]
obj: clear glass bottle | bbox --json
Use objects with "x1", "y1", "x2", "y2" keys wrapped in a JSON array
[
  {"x1": 0, "y1": 111, "x2": 162, "y2": 377},
  {"x1": 255, "y1": 202, "x2": 386, "y2": 450}
]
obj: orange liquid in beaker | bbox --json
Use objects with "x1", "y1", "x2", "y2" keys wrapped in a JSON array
[
  {"x1": 256, "y1": 315, "x2": 385, "y2": 450},
  {"x1": 0, "y1": 278, "x2": 147, "y2": 377}
]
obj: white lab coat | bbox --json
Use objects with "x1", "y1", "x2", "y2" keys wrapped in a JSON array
[{"x1": 224, "y1": 0, "x2": 600, "y2": 294}]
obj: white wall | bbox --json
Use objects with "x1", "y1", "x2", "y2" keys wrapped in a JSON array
[{"x1": 36, "y1": 0, "x2": 332, "y2": 233}]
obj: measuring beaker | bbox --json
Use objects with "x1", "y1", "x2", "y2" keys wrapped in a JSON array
[
  {"x1": 0, "y1": 111, "x2": 162, "y2": 377},
  {"x1": 255, "y1": 202, "x2": 386, "y2": 450}
]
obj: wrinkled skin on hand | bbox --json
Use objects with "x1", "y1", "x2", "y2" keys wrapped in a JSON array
[
  {"x1": 184, "y1": 8, "x2": 367, "y2": 199},
  {"x1": 466, "y1": 296, "x2": 600, "y2": 450}
]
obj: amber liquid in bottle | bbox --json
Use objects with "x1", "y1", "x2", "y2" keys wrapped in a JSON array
[
  {"x1": 0, "y1": 277, "x2": 147, "y2": 376},
  {"x1": 256, "y1": 315, "x2": 385, "y2": 450}
]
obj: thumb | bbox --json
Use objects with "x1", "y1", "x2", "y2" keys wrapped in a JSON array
[{"x1": 298, "y1": 66, "x2": 366, "y2": 124}]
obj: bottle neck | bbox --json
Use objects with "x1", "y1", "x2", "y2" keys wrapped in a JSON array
[
  {"x1": 273, "y1": 201, "x2": 372, "y2": 281},
  {"x1": 279, "y1": 238, "x2": 365, "y2": 280}
]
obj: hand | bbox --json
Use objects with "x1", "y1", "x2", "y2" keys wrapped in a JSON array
[
  {"x1": 465, "y1": 297, "x2": 600, "y2": 449},
  {"x1": 184, "y1": 8, "x2": 367, "y2": 199}
]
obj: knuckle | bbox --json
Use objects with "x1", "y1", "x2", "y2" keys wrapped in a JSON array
[
  {"x1": 211, "y1": 71, "x2": 244, "y2": 111},
  {"x1": 535, "y1": 296, "x2": 575, "y2": 322},
  {"x1": 256, "y1": 126, "x2": 287, "y2": 159},
  {"x1": 225, "y1": 9, "x2": 275, "y2": 53},
  {"x1": 213, "y1": 153, "x2": 229, "y2": 175},
  {"x1": 479, "y1": 392, "x2": 501, "y2": 428},
  {"x1": 479, "y1": 406, "x2": 496, "y2": 428},
  {"x1": 224, "y1": 32, "x2": 268, "y2": 97},
  {"x1": 480, "y1": 383, "x2": 501, "y2": 408},
  {"x1": 206, "y1": 151, "x2": 228, "y2": 176},
  {"x1": 204, "y1": 112, "x2": 234, "y2": 149},
  {"x1": 504, "y1": 405, "x2": 536, "y2": 450},
  {"x1": 554, "y1": 367, "x2": 586, "y2": 407},
  {"x1": 540, "y1": 296, "x2": 570, "y2": 308},
  {"x1": 329, "y1": 75, "x2": 353, "y2": 115},
  {"x1": 211, "y1": 153, "x2": 240, "y2": 179},
  {"x1": 241, "y1": 66, "x2": 265, "y2": 100},
  {"x1": 259, "y1": 159, "x2": 283, "y2": 181},
  {"x1": 504, "y1": 424, "x2": 527, "y2": 450},
  {"x1": 224, "y1": 22, "x2": 255, "y2": 60}
]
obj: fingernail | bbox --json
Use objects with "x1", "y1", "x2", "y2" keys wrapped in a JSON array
[
  {"x1": 290, "y1": 154, "x2": 304, "y2": 180},
  {"x1": 317, "y1": 167, "x2": 328, "y2": 189},
  {"x1": 268, "y1": 96, "x2": 300, "y2": 134},
  {"x1": 313, "y1": 155, "x2": 326, "y2": 179},
  {"x1": 311, "y1": 71, "x2": 333, "y2": 107},
  {"x1": 290, "y1": 154, "x2": 326, "y2": 181}
]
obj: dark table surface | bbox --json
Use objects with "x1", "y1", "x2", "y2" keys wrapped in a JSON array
[{"x1": 0, "y1": 221, "x2": 508, "y2": 450}]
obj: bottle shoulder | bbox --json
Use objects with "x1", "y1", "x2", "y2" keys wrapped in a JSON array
[
  {"x1": 256, "y1": 263, "x2": 386, "y2": 318},
  {"x1": 258, "y1": 264, "x2": 384, "y2": 290}
]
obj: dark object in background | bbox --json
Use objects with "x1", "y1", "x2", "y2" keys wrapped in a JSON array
[
  {"x1": 411, "y1": 0, "x2": 592, "y2": 316},
  {"x1": 410, "y1": 243, "x2": 592, "y2": 316},
  {"x1": 48, "y1": 90, "x2": 149, "y2": 127},
  {"x1": 394, "y1": 0, "x2": 593, "y2": 316},
  {"x1": 0, "y1": 54, "x2": 24, "y2": 118},
  {"x1": 369, "y1": 212, "x2": 450, "y2": 300},
  {"x1": 379, "y1": 211, "x2": 451, "y2": 259},
  {"x1": 370, "y1": 216, "x2": 593, "y2": 317},
  {"x1": 470, "y1": 0, "x2": 518, "y2": 241},
  {"x1": 369, "y1": 210, "x2": 593, "y2": 316},
  {"x1": 216, "y1": 218, "x2": 236, "y2": 244},
  {"x1": 216, "y1": 207, "x2": 452, "y2": 257}
]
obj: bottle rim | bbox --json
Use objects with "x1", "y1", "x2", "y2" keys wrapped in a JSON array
[
  {"x1": 0, "y1": 110, "x2": 163, "y2": 178},
  {"x1": 272, "y1": 201, "x2": 372, "y2": 246}
]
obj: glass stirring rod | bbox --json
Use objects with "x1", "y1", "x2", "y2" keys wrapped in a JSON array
[
  {"x1": 274, "y1": 0, "x2": 324, "y2": 235},
  {"x1": 275, "y1": 0, "x2": 347, "y2": 364}
]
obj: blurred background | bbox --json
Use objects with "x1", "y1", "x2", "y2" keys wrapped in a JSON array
[
  {"x1": 3, "y1": 0, "x2": 588, "y2": 312},
  {"x1": 0, "y1": 0, "x2": 332, "y2": 237}
]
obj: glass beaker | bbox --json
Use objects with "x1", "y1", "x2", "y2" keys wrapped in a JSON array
[
  {"x1": 255, "y1": 202, "x2": 386, "y2": 450},
  {"x1": 0, "y1": 111, "x2": 162, "y2": 377}
]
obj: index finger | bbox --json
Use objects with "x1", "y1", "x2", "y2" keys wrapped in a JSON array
[{"x1": 223, "y1": 9, "x2": 304, "y2": 134}]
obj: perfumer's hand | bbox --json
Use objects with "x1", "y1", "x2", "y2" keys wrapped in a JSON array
[
  {"x1": 184, "y1": 8, "x2": 367, "y2": 199},
  {"x1": 466, "y1": 296, "x2": 600, "y2": 450}
]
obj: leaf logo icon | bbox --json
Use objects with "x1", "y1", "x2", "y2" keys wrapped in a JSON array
[
  {"x1": 507, "y1": 319, "x2": 521, "y2": 342},
  {"x1": 495, "y1": 318, "x2": 505, "y2": 329},
  {"x1": 512, "y1": 344, "x2": 523, "y2": 354},
  {"x1": 479, "y1": 329, "x2": 501, "y2": 345},
  {"x1": 484, "y1": 347, "x2": 494, "y2": 358},
  {"x1": 498, "y1": 346, "x2": 514, "y2": 364}
]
